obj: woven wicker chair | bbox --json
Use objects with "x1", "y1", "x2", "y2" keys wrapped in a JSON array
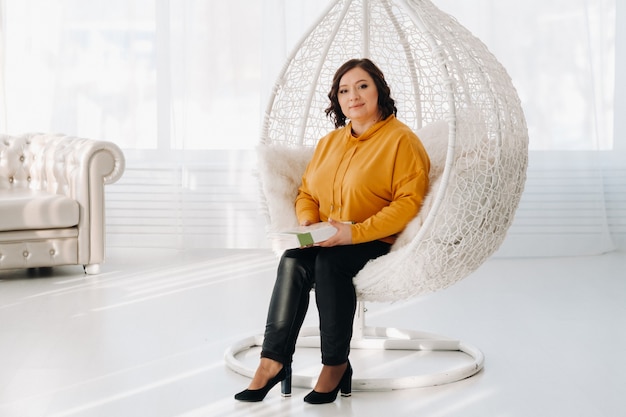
[{"x1": 225, "y1": 0, "x2": 528, "y2": 390}]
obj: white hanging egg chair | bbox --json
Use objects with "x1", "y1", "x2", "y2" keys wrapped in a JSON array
[{"x1": 225, "y1": 0, "x2": 529, "y2": 391}]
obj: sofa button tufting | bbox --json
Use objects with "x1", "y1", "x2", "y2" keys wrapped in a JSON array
[
  {"x1": 23, "y1": 250, "x2": 29, "y2": 258},
  {"x1": 8, "y1": 176, "x2": 14, "y2": 183},
  {"x1": 20, "y1": 155, "x2": 25, "y2": 162},
  {"x1": 49, "y1": 249, "x2": 56, "y2": 256}
]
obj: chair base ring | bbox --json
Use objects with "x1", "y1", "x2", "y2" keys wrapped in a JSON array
[{"x1": 224, "y1": 325, "x2": 484, "y2": 391}]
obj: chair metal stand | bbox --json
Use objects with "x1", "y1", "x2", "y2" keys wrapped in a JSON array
[{"x1": 224, "y1": 302, "x2": 484, "y2": 391}]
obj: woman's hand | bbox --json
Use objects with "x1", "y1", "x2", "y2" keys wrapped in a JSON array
[{"x1": 318, "y1": 218, "x2": 353, "y2": 247}]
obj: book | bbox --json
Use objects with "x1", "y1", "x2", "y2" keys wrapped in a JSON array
[{"x1": 270, "y1": 222, "x2": 338, "y2": 251}]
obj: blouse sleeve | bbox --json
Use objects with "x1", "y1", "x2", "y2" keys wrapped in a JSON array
[
  {"x1": 350, "y1": 138, "x2": 430, "y2": 244},
  {"x1": 295, "y1": 167, "x2": 321, "y2": 225}
]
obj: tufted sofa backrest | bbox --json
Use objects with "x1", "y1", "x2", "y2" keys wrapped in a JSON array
[
  {"x1": 1, "y1": 134, "x2": 34, "y2": 190},
  {"x1": 0, "y1": 133, "x2": 106, "y2": 195}
]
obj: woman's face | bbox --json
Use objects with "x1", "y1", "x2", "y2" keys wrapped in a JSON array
[{"x1": 337, "y1": 67, "x2": 379, "y2": 125}]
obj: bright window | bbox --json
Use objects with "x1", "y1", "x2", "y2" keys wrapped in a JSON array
[{"x1": 437, "y1": 0, "x2": 616, "y2": 151}]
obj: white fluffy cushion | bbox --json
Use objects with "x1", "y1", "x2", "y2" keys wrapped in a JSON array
[{"x1": 257, "y1": 144, "x2": 314, "y2": 233}]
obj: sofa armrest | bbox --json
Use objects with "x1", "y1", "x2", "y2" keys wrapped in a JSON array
[
  {"x1": 1, "y1": 133, "x2": 125, "y2": 265},
  {"x1": 27, "y1": 134, "x2": 125, "y2": 190}
]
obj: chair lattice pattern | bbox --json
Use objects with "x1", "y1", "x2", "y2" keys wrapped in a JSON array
[{"x1": 260, "y1": 0, "x2": 529, "y2": 301}]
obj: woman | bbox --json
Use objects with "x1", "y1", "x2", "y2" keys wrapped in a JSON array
[{"x1": 235, "y1": 58, "x2": 430, "y2": 404}]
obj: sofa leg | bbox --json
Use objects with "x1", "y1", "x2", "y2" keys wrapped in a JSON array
[{"x1": 84, "y1": 264, "x2": 101, "y2": 275}]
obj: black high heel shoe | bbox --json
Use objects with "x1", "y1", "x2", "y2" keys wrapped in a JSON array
[
  {"x1": 303, "y1": 361, "x2": 352, "y2": 404},
  {"x1": 234, "y1": 365, "x2": 292, "y2": 402}
]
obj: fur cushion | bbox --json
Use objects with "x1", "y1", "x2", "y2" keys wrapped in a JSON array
[{"x1": 257, "y1": 144, "x2": 314, "y2": 233}]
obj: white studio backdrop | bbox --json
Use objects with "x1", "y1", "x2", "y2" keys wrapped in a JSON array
[{"x1": 0, "y1": 0, "x2": 623, "y2": 255}]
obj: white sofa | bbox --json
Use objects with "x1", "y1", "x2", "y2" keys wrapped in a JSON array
[{"x1": 0, "y1": 133, "x2": 125, "y2": 274}]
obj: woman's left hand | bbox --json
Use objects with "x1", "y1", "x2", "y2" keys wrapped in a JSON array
[{"x1": 318, "y1": 218, "x2": 353, "y2": 247}]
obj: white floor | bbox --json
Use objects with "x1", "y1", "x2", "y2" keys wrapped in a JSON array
[{"x1": 0, "y1": 248, "x2": 624, "y2": 417}]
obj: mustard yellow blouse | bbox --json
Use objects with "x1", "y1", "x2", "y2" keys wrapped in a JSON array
[{"x1": 295, "y1": 115, "x2": 430, "y2": 244}]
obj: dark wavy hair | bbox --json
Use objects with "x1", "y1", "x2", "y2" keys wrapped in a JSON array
[{"x1": 325, "y1": 58, "x2": 397, "y2": 128}]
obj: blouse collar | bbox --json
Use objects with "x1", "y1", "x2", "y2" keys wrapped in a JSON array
[{"x1": 346, "y1": 114, "x2": 396, "y2": 141}]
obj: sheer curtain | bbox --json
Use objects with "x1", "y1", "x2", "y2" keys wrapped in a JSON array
[
  {"x1": 0, "y1": 0, "x2": 265, "y2": 249},
  {"x1": 0, "y1": 0, "x2": 622, "y2": 254},
  {"x1": 436, "y1": 0, "x2": 618, "y2": 256}
]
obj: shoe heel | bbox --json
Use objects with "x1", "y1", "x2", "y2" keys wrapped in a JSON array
[
  {"x1": 340, "y1": 365, "x2": 352, "y2": 397},
  {"x1": 281, "y1": 366, "x2": 292, "y2": 397},
  {"x1": 340, "y1": 380, "x2": 351, "y2": 397}
]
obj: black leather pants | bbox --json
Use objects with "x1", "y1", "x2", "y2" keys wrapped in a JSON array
[{"x1": 261, "y1": 241, "x2": 391, "y2": 366}]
